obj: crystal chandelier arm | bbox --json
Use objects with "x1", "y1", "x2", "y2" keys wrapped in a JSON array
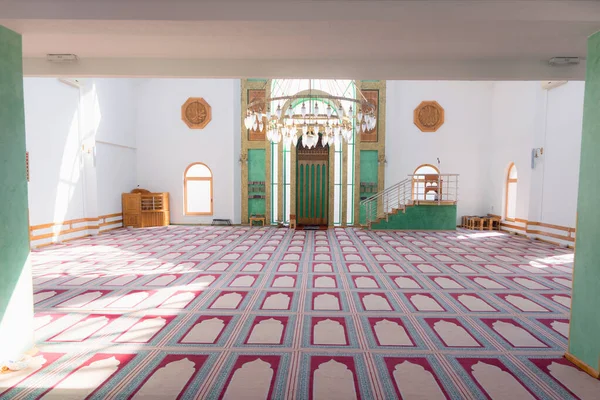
[
  {"x1": 247, "y1": 79, "x2": 377, "y2": 146},
  {"x1": 250, "y1": 94, "x2": 363, "y2": 108},
  {"x1": 247, "y1": 79, "x2": 375, "y2": 114}
]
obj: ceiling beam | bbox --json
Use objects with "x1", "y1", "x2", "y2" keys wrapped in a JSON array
[
  {"x1": 23, "y1": 57, "x2": 586, "y2": 81},
  {"x1": 1, "y1": 1, "x2": 600, "y2": 22}
]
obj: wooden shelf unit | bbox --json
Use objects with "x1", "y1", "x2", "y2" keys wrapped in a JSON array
[{"x1": 122, "y1": 191, "x2": 170, "y2": 228}]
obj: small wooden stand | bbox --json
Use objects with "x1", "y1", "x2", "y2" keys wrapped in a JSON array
[
  {"x1": 250, "y1": 214, "x2": 266, "y2": 226},
  {"x1": 488, "y1": 216, "x2": 501, "y2": 230},
  {"x1": 463, "y1": 215, "x2": 501, "y2": 231},
  {"x1": 289, "y1": 215, "x2": 297, "y2": 230}
]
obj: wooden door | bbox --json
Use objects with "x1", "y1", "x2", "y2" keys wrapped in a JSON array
[
  {"x1": 122, "y1": 193, "x2": 141, "y2": 228},
  {"x1": 296, "y1": 137, "x2": 329, "y2": 226}
]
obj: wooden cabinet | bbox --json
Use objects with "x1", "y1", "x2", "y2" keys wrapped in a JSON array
[{"x1": 122, "y1": 190, "x2": 170, "y2": 228}]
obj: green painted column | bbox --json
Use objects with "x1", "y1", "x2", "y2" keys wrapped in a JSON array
[
  {"x1": 569, "y1": 30, "x2": 600, "y2": 377},
  {"x1": 0, "y1": 26, "x2": 34, "y2": 361}
]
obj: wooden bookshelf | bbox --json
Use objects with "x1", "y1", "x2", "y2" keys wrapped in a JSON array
[{"x1": 122, "y1": 190, "x2": 170, "y2": 228}]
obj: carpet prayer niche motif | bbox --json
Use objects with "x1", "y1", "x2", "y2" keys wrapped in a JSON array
[{"x1": 2, "y1": 226, "x2": 599, "y2": 399}]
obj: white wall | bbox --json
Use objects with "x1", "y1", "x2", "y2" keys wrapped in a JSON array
[
  {"x1": 92, "y1": 79, "x2": 137, "y2": 148},
  {"x1": 486, "y1": 81, "x2": 539, "y2": 220},
  {"x1": 24, "y1": 77, "x2": 583, "y2": 231},
  {"x1": 91, "y1": 78, "x2": 138, "y2": 216},
  {"x1": 135, "y1": 79, "x2": 240, "y2": 224},
  {"x1": 385, "y1": 81, "x2": 493, "y2": 221},
  {"x1": 24, "y1": 77, "x2": 240, "y2": 229},
  {"x1": 24, "y1": 78, "x2": 85, "y2": 225},
  {"x1": 486, "y1": 81, "x2": 584, "y2": 229},
  {"x1": 232, "y1": 82, "x2": 242, "y2": 224},
  {"x1": 24, "y1": 78, "x2": 139, "y2": 225},
  {"x1": 538, "y1": 82, "x2": 584, "y2": 227},
  {"x1": 385, "y1": 80, "x2": 584, "y2": 230}
]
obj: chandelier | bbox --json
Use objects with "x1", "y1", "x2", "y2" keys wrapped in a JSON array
[{"x1": 243, "y1": 79, "x2": 377, "y2": 149}]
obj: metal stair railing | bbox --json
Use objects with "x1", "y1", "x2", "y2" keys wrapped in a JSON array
[
  {"x1": 360, "y1": 174, "x2": 460, "y2": 229},
  {"x1": 360, "y1": 178, "x2": 412, "y2": 228}
]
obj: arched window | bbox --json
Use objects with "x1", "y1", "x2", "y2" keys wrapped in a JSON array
[
  {"x1": 505, "y1": 163, "x2": 518, "y2": 221},
  {"x1": 184, "y1": 163, "x2": 213, "y2": 215},
  {"x1": 412, "y1": 164, "x2": 440, "y2": 201}
]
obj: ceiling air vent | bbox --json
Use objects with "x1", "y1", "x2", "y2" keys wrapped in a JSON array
[
  {"x1": 46, "y1": 54, "x2": 79, "y2": 63},
  {"x1": 548, "y1": 57, "x2": 580, "y2": 66}
]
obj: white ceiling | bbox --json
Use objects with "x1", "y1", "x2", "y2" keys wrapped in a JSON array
[{"x1": 1, "y1": 0, "x2": 599, "y2": 80}]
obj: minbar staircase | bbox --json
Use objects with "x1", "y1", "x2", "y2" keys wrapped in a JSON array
[
  {"x1": 360, "y1": 174, "x2": 459, "y2": 229},
  {"x1": 361, "y1": 178, "x2": 412, "y2": 229}
]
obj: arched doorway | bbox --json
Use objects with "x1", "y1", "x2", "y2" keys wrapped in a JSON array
[
  {"x1": 505, "y1": 163, "x2": 518, "y2": 221},
  {"x1": 296, "y1": 136, "x2": 329, "y2": 227},
  {"x1": 412, "y1": 164, "x2": 440, "y2": 201}
]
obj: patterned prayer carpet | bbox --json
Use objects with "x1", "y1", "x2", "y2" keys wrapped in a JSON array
[{"x1": 2, "y1": 226, "x2": 599, "y2": 399}]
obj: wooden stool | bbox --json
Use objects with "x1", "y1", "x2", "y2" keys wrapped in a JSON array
[
  {"x1": 462, "y1": 215, "x2": 472, "y2": 228},
  {"x1": 481, "y1": 217, "x2": 493, "y2": 230},
  {"x1": 465, "y1": 216, "x2": 474, "y2": 229},
  {"x1": 467, "y1": 217, "x2": 482, "y2": 230},
  {"x1": 289, "y1": 214, "x2": 296, "y2": 230},
  {"x1": 249, "y1": 215, "x2": 266, "y2": 226},
  {"x1": 490, "y1": 216, "x2": 501, "y2": 230}
]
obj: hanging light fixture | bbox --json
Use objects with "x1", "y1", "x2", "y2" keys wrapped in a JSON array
[{"x1": 245, "y1": 79, "x2": 377, "y2": 147}]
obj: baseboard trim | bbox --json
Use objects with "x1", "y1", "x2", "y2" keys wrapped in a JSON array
[
  {"x1": 500, "y1": 222, "x2": 526, "y2": 231},
  {"x1": 564, "y1": 352, "x2": 600, "y2": 379},
  {"x1": 32, "y1": 226, "x2": 125, "y2": 249},
  {"x1": 534, "y1": 236, "x2": 575, "y2": 249},
  {"x1": 30, "y1": 213, "x2": 123, "y2": 247}
]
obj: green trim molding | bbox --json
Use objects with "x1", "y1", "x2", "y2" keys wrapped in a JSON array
[
  {"x1": 0, "y1": 25, "x2": 34, "y2": 361},
  {"x1": 568, "y1": 29, "x2": 600, "y2": 376}
]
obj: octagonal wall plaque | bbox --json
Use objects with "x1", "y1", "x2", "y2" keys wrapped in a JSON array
[
  {"x1": 414, "y1": 101, "x2": 444, "y2": 132},
  {"x1": 182, "y1": 97, "x2": 212, "y2": 129}
]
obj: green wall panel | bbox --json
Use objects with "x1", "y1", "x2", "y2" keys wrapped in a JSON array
[
  {"x1": 248, "y1": 199, "x2": 265, "y2": 218},
  {"x1": 359, "y1": 150, "x2": 378, "y2": 225},
  {"x1": 360, "y1": 150, "x2": 379, "y2": 183},
  {"x1": 370, "y1": 205, "x2": 457, "y2": 230},
  {"x1": 569, "y1": 30, "x2": 600, "y2": 372},
  {"x1": 248, "y1": 149, "x2": 266, "y2": 181},
  {"x1": 299, "y1": 164, "x2": 304, "y2": 218},
  {"x1": 0, "y1": 25, "x2": 32, "y2": 358},
  {"x1": 321, "y1": 164, "x2": 326, "y2": 220},
  {"x1": 248, "y1": 149, "x2": 266, "y2": 217}
]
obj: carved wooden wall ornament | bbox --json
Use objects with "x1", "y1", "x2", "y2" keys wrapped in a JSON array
[
  {"x1": 182, "y1": 97, "x2": 212, "y2": 129},
  {"x1": 360, "y1": 89, "x2": 379, "y2": 142},
  {"x1": 247, "y1": 89, "x2": 267, "y2": 141},
  {"x1": 414, "y1": 101, "x2": 444, "y2": 132}
]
